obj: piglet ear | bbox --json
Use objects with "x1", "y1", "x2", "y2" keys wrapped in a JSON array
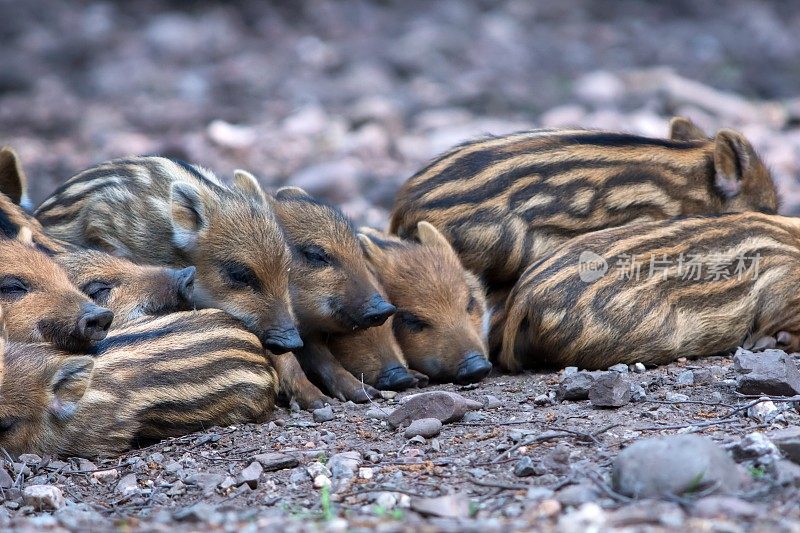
[
  {"x1": 416, "y1": 221, "x2": 456, "y2": 254},
  {"x1": 170, "y1": 182, "x2": 207, "y2": 252},
  {"x1": 668, "y1": 117, "x2": 707, "y2": 141},
  {"x1": 16, "y1": 226, "x2": 34, "y2": 247},
  {"x1": 713, "y1": 129, "x2": 755, "y2": 199},
  {"x1": 275, "y1": 186, "x2": 311, "y2": 201},
  {"x1": 358, "y1": 233, "x2": 387, "y2": 265},
  {"x1": 0, "y1": 147, "x2": 30, "y2": 210},
  {"x1": 48, "y1": 356, "x2": 94, "y2": 421},
  {"x1": 233, "y1": 169, "x2": 267, "y2": 204}
]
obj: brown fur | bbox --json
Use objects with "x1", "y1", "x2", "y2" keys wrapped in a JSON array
[
  {"x1": 0, "y1": 233, "x2": 113, "y2": 352},
  {"x1": 498, "y1": 212, "x2": 800, "y2": 371},
  {"x1": 359, "y1": 223, "x2": 491, "y2": 384},
  {"x1": 390, "y1": 118, "x2": 779, "y2": 291},
  {"x1": 0, "y1": 147, "x2": 32, "y2": 211},
  {"x1": 0, "y1": 309, "x2": 277, "y2": 457},
  {"x1": 35, "y1": 157, "x2": 299, "y2": 352},
  {"x1": 56, "y1": 250, "x2": 195, "y2": 327}
]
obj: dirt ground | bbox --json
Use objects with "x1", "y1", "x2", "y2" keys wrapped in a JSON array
[{"x1": 3, "y1": 1, "x2": 800, "y2": 531}]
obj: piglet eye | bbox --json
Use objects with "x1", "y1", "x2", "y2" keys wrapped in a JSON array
[
  {"x1": 81, "y1": 281, "x2": 113, "y2": 304},
  {"x1": 467, "y1": 295, "x2": 477, "y2": 314},
  {"x1": 0, "y1": 417, "x2": 18, "y2": 434},
  {"x1": 223, "y1": 262, "x2": 260, "y2": 290},
  {"x1": 301, "y1": 245, "x2": 330, "y2": 267},
  {"x1": 0, "y1": 277, "x2": 29, "y2": 300},
  {"x1": 396, "y1": 311, "x2": 429, "y2": 333}
]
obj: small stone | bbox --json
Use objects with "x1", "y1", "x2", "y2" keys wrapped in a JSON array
[
  {"x1": 380, "y1": 390, "x2": 397, "y2": 400},
  {"x1": 676, "y1": 370, "x2": 694, "y2": 385},
  {"x1": 164, "y1": 461, "x2": 182, "y2": 474},
  {"x1": 410, "y1": 494, "x2": 471, "y2": 518},
  {"x1": 612, "y1": 435, "x2": 741, "y2": 497},
  {"x1": 404, "y1": 418, "x2": 442, "y2": 439},
  {"x1": 564, "y1": 367, "x2": 579, "y2": 376},
  {"x1": 18, "y1": 454, "x2": 42, "y2": 465},
  {"x1": 219, "y1": 476, "x2": 236, "y2": 491},
  {"x1": 313, "y1": 474, "x2": 331, "y2": 489},
  {"x1": 557, "y1": 372, "x2": 596, "y2": 401},
  {"x1": 252, "y1": 453, "x2": 299, "y2": 472},
  {"x1": 629, "y1": 383, "x2": 647, "y2": 402},
  {"x1": 747, "y1": 399, "x2": 779, "y2": 423},
  {"x1": 307, "y1": 462, "x2": 331, "y2": 479},
  {"x1": 23, "y1": 485, "x2": 65, "y2": 511},
  {"x1": 533, "y1": 393, "x2": 552, "y2": 406},
  {"x1": 514, "y1": 456, "x2": 538, "y2": 477},
  {"x1": 734, "y1": 348, "x2": 800, "y2": 396},
  {"x1": 533, "y1": 499, "x2": 562, "y2": 518},
  {"x1": 589, "y1": 372, "x2": 631, "y2": 407},
  {"x1": 608, "y1": 363, "x2": 629, "y2": 373},
  {"x1": 483, "y1": 395, "x2": 502, "y2": 409},
  {"x1": 237, "y1": 461, "x2": 263, "y2": 489},
  {"x1": 289, "y1": 467, "x2": 310, "y2": 484},
  {"x1": 91, "y1": 469, "x2": 118, "y2": 484},
  {"x1": 0, "y1": 467, "x2": 12, "y2": 489},
  {"x1": 375, "y1": 492, "x2": 398, "y2": 509},
  {"x1": 167, "y1": 480, "x2": 186, "y2": 496},
  {"x1": 183, "y1": 473, "x2": 225, "y2": 496},
  {"x1": 116, "y1": 473, "x2": 139, "y2": 495},
  {"x1": 558, "y1": 502, "x2": 607, "y2": 531},
  {"x1": 555, "y1": 483, "x2": 600, "y2": 507},
  {"x1": 328, "y1": 451, "x2": 361, "y2": 492},
  {"x1": 730, "y1": 432, "x2": 780, "y2": 463},
  {"x1": 632, "y1": 363, "x2": 646, "y2": 373},
  {"x1": 388, "y1": 391, "x2": 482, "y2": 428},
  {"x1": 666, "y1": 392, "x2": 690, "y2": 402},
  {"x1": 462, "y1": 411, "x2": 486, "y2": 423},
  {"x1": 769, "y1": 427, "x2": 800, "y2": 464},
  {"x1": 693, "y1": 496, "x2": 758, "y2": 518},
  {"x1": 77, "y1": 459, "x2": 97, "y2": 472},
  {"x1": 359, "y1": 467, "x2": 373, "y2": 480},
  {"x1": 365, "y1": 407, "x2": 390, "y2": 419},
  {"x1": 692, "y1": 368, "x2": 714, "y2": 384},
  {"x1": 313, "y1": 406, "x2": 335, "y2": 423}
]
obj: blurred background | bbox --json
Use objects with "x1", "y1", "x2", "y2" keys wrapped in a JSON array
[{"x1": 2, "y1": 0, "x2": 800, "y2": 225}]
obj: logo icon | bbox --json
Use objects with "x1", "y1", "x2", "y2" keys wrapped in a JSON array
[{"x1": 578, "y1": 251, "x2": 608, "y2": 283}]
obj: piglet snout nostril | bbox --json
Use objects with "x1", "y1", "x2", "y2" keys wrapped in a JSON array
[
  {"x1": 455, "y1": 352, "x2": 492, "y2": 385},
  {"x1": 175, "y1": 266, "x2": 196, "y2": 303},
  {"x1": 358, "y1": 294, "x2": 396, "y2": 328},
  {"x1": 77, "y1": 303, "x2": 114, "y2": 341}
]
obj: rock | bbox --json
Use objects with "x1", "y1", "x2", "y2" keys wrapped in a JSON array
[
  {"x1": 77, "y1": 459, "x2": 97, "y2": 472},
  {"x1": 237, "y1": 461, "x2": 263, "y2": 489},
  {"x1": 289, "y1": 467, "x2": 310, "y2": 484},
  {"x1": 747, "y1": 398, "x2": 779, "y2": 423},
  {"x1": 23, "y1": 485, "x2": 65, "y2": 511},
  {"x1": 665, "y1": 392, "x2": 689, "y2": 402},
  {"x1": 533, "y1": 393, "x2": 553, "y2": 405},
  {"x1": 313, "y1": 406, "x2": 335, "y2": 423},
  {"x1": 328, "y1": 451, "x2": 361, "y2": 492},
  {"x1": 206, "y1": 120, "x2": 256, "y2": 149},
  {"x1": 313, "y1": 474, "x2": 331, "y2": 489},
  {"x1": 607, "y1": 501, "x2": 685, "y2": 528},
  {"x1": 404, "y1": 418, "x2": 442, "y2": 439},
  {"x1": 541, "y1": 444, "x2": 572, "y2": 475},
  {"x1": 734, "y1": 348, "x2": 800, "y2": 395},
  {"x1": 632, "y1": 363, "x2": 646, "y2": 373},
  {"x1": 388, "y1": 391, "x2": 482, "y2": 428},
  {"x1": 693, "y1": 496, "x2": 758, "y2": 518},
  {"x1": 774, "y1": 459, "x2": 800, "y2": 486},
  {"x1": 183, "y1": 473, "x2": 225, "y2": 496},
  {"x1": 608, "y1": 363, "x2": 628, "y2": 373},
  {"x1": 0, "y1": 466, "x2": 12, "y2": 489},
  {"x1": 380, "y1": 390, "x2": 397, "y2": 400},
  {"x1": 18, "y1": 454, "x2": 42, "y2": 465},
  {"x1": 629, "y1": 383, "x2": 647, "y2": 402},
  {"x1": 173, "y1": 503, "x2": 219, "y2": 523},
  {"x1": 359, "y1": 467, "x2": 373, "y2": 480},
  {"x1": 252, "y1": 453, "x2": 299, "y2": 472},
  {"x1": 730, "y1": 432, "x2": 780, "y2": 463},
  {"x1": 558, "y1": 502, "x2": 607, "y2": 532},
  {"x1": 564, "y1": 366, "x2": 579, "y2": 376},
  {"x1": 167, "y1": 480, "x2": 187, "y2": 496},
  {"x1": 692, "y1": 368, "x2": 714, "y2": 384},
  {"x1": 410, "y1": 494, "x2": 471, "y2": 518},
  {"x1": 557, "y1": 372, "x2": 596, "y2": 401},
  {"x1": 365, "y1": 407, "x2": 391, "y2": 419},
  {"x1": 676, "y1": 370, "x2": 694, "y2": 385},
  {"x1": 513, "y1": 456, "x2": 537, "y2": 477},
  {"x1": 306, "y1": 462, "x2": 331, "y2": 479},
  {"x1": 483, "y1": 395, "x2": 502, "y2": 409},
  {"x1": 116, "y1": 473, "x2": 138, "y2": 495},
  {"x1": 91, "y1": 469, "x2": 118, "y2": 484},
  {"x1": 555, "y1": 483, "x2": 600, "y2": 507},
  {"x1": 770, "y1": 427, "x2": 800, "y2": 464},
  {"x1": 375, "y1": 492, "x2": 398, "y2": 509},
  {"x1": 612, "y1": 435, "x2": 741, "y2": 497},
  {"x1": 589, "y1": 372, "x2": 631, "y2": 407}
]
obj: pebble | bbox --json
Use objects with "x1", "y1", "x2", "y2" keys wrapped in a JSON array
[
  {"x1": 328, "y1": 451, "x2": 361, "y2": 492},
  {"x1": 676, "y1": 370, "x2": 694, "y2": 385},
  {"x1": 692, "y1": 368, "x2": 714, "y2": 384},
  {"x1": 388, "y1": 391, "x2": 482, "y2": 428},
  {"x1": 747, "y1": 398, "x2": 779, "y2": 423},
  {"x1": 730, "y1": 432, "x2": 780, "y2": 463},
  {"x1": 313, "y1": 406, "x2": 335, "y2": 423},
  {"x1": 91, "y1": 469, "x2": 119, "y2": 484},
  {"x1": 632, "y1": 362, "x2": 646, "y2": 373},
  {"x1": 589, "y1": 372, "x2": 631, "y2": 407},
  {"x1": 629, "y1": 383, "x2": 647, "y2": 402},
  {"x1": 564, "y1": 366, "x2": 579, "y2": 376},
  {"x1": 380, "y1": 390, "x2": 397, "y2": 400},
  {"x1": 557, "y1": 372, "x2": 596, "y2": 401},
  {"x1": 734, "y1": 348, "x2": 800, "y2": 395},
  {"x1": 359, "y1": 467, "x2": 373, "y2": 480},
  {"x1": 513, "y1": 456, "x2": 538, "y2": 477},
  {"x1": 483, "y1": 395, "x2": 502, "y2": 409},
  {"x1": 608, "y1": 363, "x2": 629, "y2": 373},
  {"x1": 404, "y1": 418, "x2": 442, "y2": 439},
  {"x1": 365, "y1": 407, "x2": 391, "y2": 420},
  {"x1": 116, "y1": 473, "x2": 139, "y2": 495},
  {"x1": 769, "y1": 427, "x2": 800, "y2": 464},
  {"x1": 252, "y1": 453, "x2": 299, "y2": 472},
  {"x1": 307, "y1": 462, "x2": 331, "y2": 479},
  {"x1": 313, "y1": 474, "x2": 331, "y2": 489},
  {"x1": 236, "y1": 461, "x2": 263, "y2": 489},
  {"x1": 612, "y1": 434, "x2": 741, "y2": 497},
  {"x1": 665, "y1": 392, "x2": 690, "y2": 402},
  {"x1": 18, "y1": 454, "x2": 42, "y2": 465},
  {"x1": 555, "y1": 483, "x2": 600, "y2": 507},
  {"x1": 693, "y1": 495, "x2": 759, "y2": 518},
  {"x1": 410, "y1": 494, "x2": 471, "y2": 519},
  {"x1": 23, "y1": 485, "x2": 64, "y2": 511},
  {"x1": 0, "y1": 467, "x2": 12, "y2": 489}
]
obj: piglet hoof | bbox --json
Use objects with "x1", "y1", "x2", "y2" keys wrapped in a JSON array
[
  {"x1": 409, "y1": 369, "x2": 430, "y2": 388},
  {"x1": 751, "y1": 335, "x2": 777, "y2": 351},
  {"x1": 348, "y1": 383, "x2": 381, "y2": 403},
  {"x1": 776, "y1": 331, "x2": 800, "y2": 352},
  {"x1": 293, "y1": 386, "x2": 332, "y2": 411}
]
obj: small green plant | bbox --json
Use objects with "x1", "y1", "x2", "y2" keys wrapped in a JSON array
[
  {"x1": 468, "y1": 501, "x2": 479, "y2": 518},
  {"x1": 683, "y1": 471, "x2": 707, "y2": 494},
  {"x1": 373, "y1": 506, "x2": 405, "y2": 521},
  {"x1": 749, "y1": 465, "x2": 766, "y2": 479},
  {"x1": 316, "y1": 452, "x2": 328, "y2": 464},
  {"x1": 320, "y1": 485, "x2": 334, "y2": 521}
]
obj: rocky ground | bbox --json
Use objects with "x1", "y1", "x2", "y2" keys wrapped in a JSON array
[{"x1": 3, "y1": 0, "x2": 800, "y2": 531}]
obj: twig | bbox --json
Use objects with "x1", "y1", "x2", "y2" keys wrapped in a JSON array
[
  {"x1": 361, "y1": 373, "x2": 389, "y2": 416},
  {"x1": 726, "y1": 395, "x2": 800, "y2": 417},
  {"x1": 644, "y1": 399, "x2": 735, "y2": 409},
  {"x1": 491, "y1": 423, "x2": 619, "y2": 464},
  {"x1": 336, "y1": 485, "x2": 434, "y2": 499},
  {"x1": 469, "y1": 476, "x2": 529, "y2": 491},
  {"x1": 634, "y1": 417, "x2": 742, "y2": 432},
  {"x1": 586, "y1": 471, "x2": 633, "y2": 503}
]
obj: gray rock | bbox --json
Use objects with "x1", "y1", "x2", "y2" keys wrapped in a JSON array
[
  {"x1": 365, "y1": 406, "x2": 391, "y2": 419},
  {"x1": 173, "y1": 503, "x2": 219, "y2": 523},
  {"x1": 483, "y1": 395, "x2": 502, "y2": 409},
  {"x1": 693, "y1": 496, "x2": 758, "y2": 518},
  {"x1": 410, "y1": 494, "x2": 471, "y2": 518},
  {"x1": 18, "y1": 454, "x2": 42, "y2": 465},
  {"x1": 774, "y1": 459, "x2": 800, "y2": 486},
  {"x1": 558, "y1": 372, "x2": 596, "y2": 401},
  {"x1": 730, "y1": 432, "x2": 780, "y2": 463},
  {"x1": 23, "y1": 485, "x2": 64, "y2": 511},
  {"x1": 564, "y1": 366, "x2": 579, "y2": 376},
  {"x1": 115, "y1": 473, "x2": 138, "y2": 495},
  {"x1": 676, "y1": 370, "x2": 694, "y2": 385},
  {"x1": 589, "y1": 372, "x2": 631, "y2": 407},
  {"x1": 541, "y1": 444, "x2": 572, "y2": 475},
  {"x1": 769, "y1": 427, "x2": 800, "y2": 464},
  {"x1": 289, "y1": 467, "x2": 310, "y2": 484},
  {"x1": 404, "y1": 418, "x2": 442, "y2": 439},
  {"x1": 183, "y1": 473, "x2": 225, "y2": 496},
  {"x1": 328, "y1": 451, "x2": 361, "y2": 481},
  {"x1": 513, "y1": 456, "x2": 537, "y2": 477},
  {"x1": 612, "y1": 435, "x2": 741, "y2": 497},
  {"x1": 734, "y1": 348, "x2": 800, "y2": 395},
  {"x1": 0, "y1": 466, "x2": 12, "y2": 489},
  {"x1": 313, "y1": 405, "x2": 335, "y2": 423},
  {"x1": 665, "y1": 392, "x2": 690, "y2": 402},
  {"x1": 237, "y1": 461, "x2": 263, "y2": 489},
  {"x1": 608, "y1": 363, "x2": 629, "y2": 373},
  {"x1": 252, "y1": 453, "x2": 299, "y2": 472},
  {"x1": 555, "y1": 483, "x2": 600, "y2": 507},
  {"x1": 632, "y1": 363, "x2": 646, "y2": 373},
  {"x1": 629, "y1": 383, "x2": 647, "y2": 402},
  {"x1": 692, "y1": 368, "x2": 714, "y2": 385},
  {"x1": 388, "y1": 391, "x2": 482, "y2": 427}
]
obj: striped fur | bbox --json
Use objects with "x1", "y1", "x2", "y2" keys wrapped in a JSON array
[
  {"x1": 497, "y1": 212, "x2": 800, "y2": 371},
  {"x1": 35, "y1": 157, "x2": 299, "y2": 352},
  {"x1": 0, "y1": 309, "x2": 277, "y2": 457},
  {"x1": 390, "y1": 119, "x2": 779, "y2": 291}
]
